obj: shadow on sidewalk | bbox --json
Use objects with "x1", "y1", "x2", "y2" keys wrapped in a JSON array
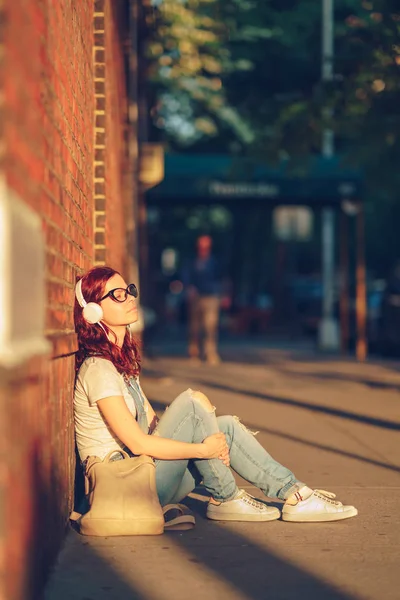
[
  {"x1": 248, "y1": 423, "x2": 400, "y2": 474},
  {"x1": 44, "y1": 539, "x2": 143, "y2": 600},
  {"x1": 273, "y1": 366, "x2": 400, "y2": 393},
  {"x1": 176, "y1": 493, "x2": 357, "y2": 600},
  {"x1": 186, "y1": 378, "x2": 400, "y2": 432},
  {"x1": 45, "y1": 518, "x2": 357, "y2": 600}
]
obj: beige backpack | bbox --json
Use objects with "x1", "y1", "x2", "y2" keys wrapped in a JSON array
[{"x1": 71, "y1": 451, "x2": 164, "y2": 536}]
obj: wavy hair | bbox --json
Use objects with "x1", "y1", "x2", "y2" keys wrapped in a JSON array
[{"x1": 74, "y1": 266, "x2": 141, "y2": 378}]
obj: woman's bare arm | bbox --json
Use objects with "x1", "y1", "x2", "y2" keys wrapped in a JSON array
[{"x1": 97, "y1": 396, "x2": 226, "y2": 461}]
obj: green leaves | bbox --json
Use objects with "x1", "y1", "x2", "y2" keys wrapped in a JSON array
[
  {"x1": 146, "y1": 0, "x2": 400, "y2": 198},
  {"x1": 146, "y1": 0, "x2": 279, "y2": 146}
]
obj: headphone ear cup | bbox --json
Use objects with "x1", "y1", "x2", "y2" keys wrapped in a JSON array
[{"x1": 82, "y1": 302, "x2": 104, "y2": 324}]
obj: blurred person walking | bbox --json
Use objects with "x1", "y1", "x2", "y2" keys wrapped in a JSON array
[{"x1": 182, "y1": 235, "x2": 224, "y2": 365}]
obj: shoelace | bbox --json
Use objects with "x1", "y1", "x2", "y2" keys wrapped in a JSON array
[
  {"x1": 239, "y1": 491, "x2": 267, "y2": 510},
  {"x1": 314, "y1": 489, "x2": 342, "y2": 506}
]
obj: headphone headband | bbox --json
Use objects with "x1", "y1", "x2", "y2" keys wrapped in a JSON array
[{"x1": 75, "y1": 278, "x2": 86, "y2": 308}]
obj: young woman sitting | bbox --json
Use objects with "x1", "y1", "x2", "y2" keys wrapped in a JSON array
[{"x1": 74, "y1": 266, "x2": 358, "y2": 523}]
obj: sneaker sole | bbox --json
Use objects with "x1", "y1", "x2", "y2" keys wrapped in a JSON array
[
  {"x1": 282, "y1": 507, "x2": 358, "y2": 523},
  {"x1": 206, "y1": 509, "x2": 280, "y2": 522}
]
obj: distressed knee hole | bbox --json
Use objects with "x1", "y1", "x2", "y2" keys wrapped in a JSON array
[
  {"x1": 191, "y1": 390, "x2": 216, "y2": 413},
  {"x1": 233, "y1": 415, "x2": 259, "y2": 436}
]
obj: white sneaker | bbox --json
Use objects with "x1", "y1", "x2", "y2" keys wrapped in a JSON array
[
  {"x1": 206, "y1": 489, "x2": 280, "y2": 522},
  {"x1": 282, "y1": 489, "x2": 358, "y2": 523}
]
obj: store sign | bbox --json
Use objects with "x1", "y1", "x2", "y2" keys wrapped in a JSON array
[{"x1": 209, "y1": 181, "x2": 280, "y2": 198}]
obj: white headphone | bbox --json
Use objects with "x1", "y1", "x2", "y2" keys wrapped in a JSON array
[{"x1": 75, "y1": 278, "x2": 104, "y2": 324}]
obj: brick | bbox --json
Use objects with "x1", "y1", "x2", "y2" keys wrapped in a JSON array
[
  {"x1": 95, "y1": 213, "x2": 106, "y2": 228},
  {"x1": 96, "y1": 96, "x2": 106, "y2": 111},
  {"x1": 94, "y1": 247, "x2": 106, "y2": 262},
  {"x1": 94, "y1": 32, "x2": 105, "y2": 47},
  {"x1": 95, "y1": 80, "x2": 105, "y2": 94},
  {"x1": 95, "y1": 113, "x2": 106, "y2": 128},
  {"x1": 95, "y1": 148, "x2": 105, "y2": 161},
  {"x1": 95, "y1": 197, "x2": 106, "y2": 211},
  {"x1": 95, "y1": 130, "x2": 105, "y2": 145},
  {"x1": 94, "y1": 63, "x2": 105, "y2": 79},
  {"x1": 94, "y1": 181, "x2": 105, "y2": 195},
  {"x1": 94, "y1": 16, "x2": 104, "y2": 31},
  {"x1": 94, "y1": 48, "x2": 105, "y2": 64},
  {"x1": 94, "y1": 164, "x2": 105, "y2": 178},
  {"x1": 95, "y1": 231, "x2": 105, "y2": 245}
]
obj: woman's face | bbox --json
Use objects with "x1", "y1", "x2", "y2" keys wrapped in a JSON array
[{"x1": 100, "y1": 273, "x2": 138, "y2": 327}]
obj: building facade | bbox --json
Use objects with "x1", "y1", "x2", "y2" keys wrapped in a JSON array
[{"x1": 0, "y1": 1, "x2": 141, "y2": 598}]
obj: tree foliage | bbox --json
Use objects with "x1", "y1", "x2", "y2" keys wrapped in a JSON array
[
  {"x1": 146, "y1": 1, "x2": 400, "y2": 194},
  {"x1": 334, "y1": 1, "x2": 400, "y2": 194},
  {"x1": 146, "y1": 0, "x2": 277, "y2": 146}
]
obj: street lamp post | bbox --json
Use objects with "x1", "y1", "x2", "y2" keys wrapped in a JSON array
[{"x1": 318, "y1": 0, "x2": 340, "y2": 350}]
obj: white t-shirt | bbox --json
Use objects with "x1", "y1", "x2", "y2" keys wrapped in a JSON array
[{"x1": 74, "y1": 357, "x2": 149, "y2": 461}]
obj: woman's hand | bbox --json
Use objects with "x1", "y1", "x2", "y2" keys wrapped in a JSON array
[
  {"x1": 202, "y1": 433, "x2": 230, "y2": 466},
  {"x1": 218, "y1": 444, "x2": 230, "y2": 467}
]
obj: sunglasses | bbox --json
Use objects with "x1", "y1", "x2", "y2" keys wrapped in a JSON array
[{"x1": 99, "y1": 283, "x2": 138, "y2": 303}]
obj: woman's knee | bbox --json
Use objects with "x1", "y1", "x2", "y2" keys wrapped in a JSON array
[
  {"x1": 191, "y1": 390, "x2": 215, "y2": 413},
  {"x1": 170, "y1": 388, "x2": 215, "y2": 414}
]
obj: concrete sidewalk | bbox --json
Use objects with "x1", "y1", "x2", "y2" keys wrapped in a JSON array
[{"x1": 44, "y1": 342, "x2": 400, "y2": 600}]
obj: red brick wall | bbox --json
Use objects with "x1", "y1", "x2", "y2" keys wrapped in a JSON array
[
  {"x1": 94, "y1": 0, "x2": 135, "y2": 276},
  {"x1": 1, "y1": 1, "x2": 93, "y2": 599},
  {"x1": 0, "y1": 0, "x2": 136, "y2": 596}
]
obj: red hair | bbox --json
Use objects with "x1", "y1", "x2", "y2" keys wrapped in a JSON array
[{"x1": 74, "y1": 266, "x2": 141, "y2": 378}]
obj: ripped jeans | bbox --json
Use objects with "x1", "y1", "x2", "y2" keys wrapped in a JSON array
[{"x1": 154, "y1": 388, "x2": 302, "y2": 506}]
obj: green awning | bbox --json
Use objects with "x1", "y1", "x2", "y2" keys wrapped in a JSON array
[{"x1": 146, "y1": 154, "x2": 363, "y2": 206}]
